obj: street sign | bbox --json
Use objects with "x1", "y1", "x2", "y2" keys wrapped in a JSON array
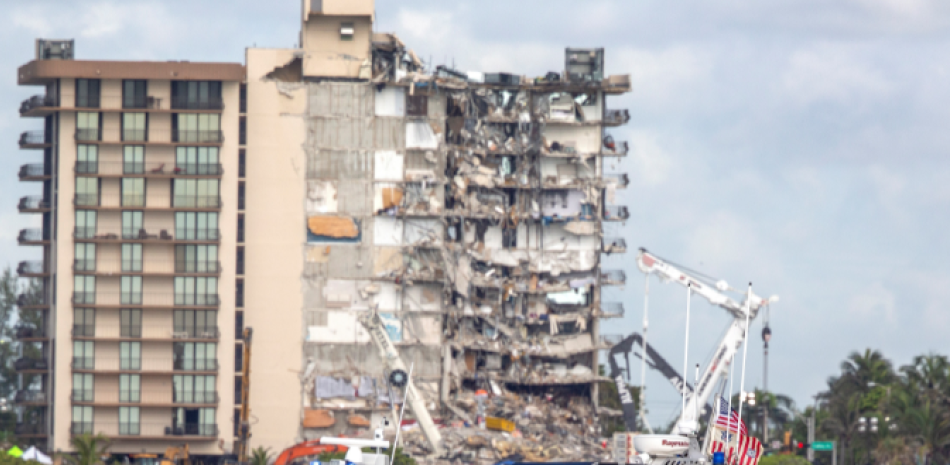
[{"x1": 812, "y1": 441, "x2": 834, "y2": 451}]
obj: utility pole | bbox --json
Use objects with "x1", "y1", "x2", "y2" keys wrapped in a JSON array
[
  {"x1": 806, "y1": 414, "x2": 815, "y2": 462},
  {"x1": 761, "y1": 305, "x2": 771, "y2": 445}
]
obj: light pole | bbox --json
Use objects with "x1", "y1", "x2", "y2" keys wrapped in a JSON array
[{"x1": 761, "y1": 308, "x2": 771, "y2": 445}]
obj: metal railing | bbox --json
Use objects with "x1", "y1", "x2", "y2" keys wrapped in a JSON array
[
  {"x1": 173, "y1": 391, "x2": 219, "y2": 404},
  {"x1": 603, "y1": 141, "x2": 629, "y2": 156},
  {"x1": 17, "y1": 260, "x2": 47, "y2": 276},
  {"x1": 599, "y1": 302, "x2": 625, "y2": 318},
  {"x1": 17, "y1": 292, "x2": 48, "y2": 308},
  {"x1": 20, "y1": 95, "x2": 56, "y2": 114},
  {"x1": 173, "y1": 196, "x2": 222, "y2": 208},
  {"x1": 119, "y1": 390, "x2": 141, "y2": 403},
  {"x1": 71, "y1": 390, "x2": 94, "y2": 402},
  {"x1": 18, "y1": 228, "x2": 48, "y2": 243},
  {"x1": 121, "y1": 260, "x2": 143, "y2": 272},
  {"x1": 122, "y1": 194, "x2": 145, "y2": 207},
  {"x1": 19, "y1": 130, "x2": 48, "y2": 146},
  {"x1": 604, "y1": 109, "x2": 631, "y2": 125},
  {"x1": 175, "y1": 163, "x2": 224, "y2": 175},
  {"x1": 74, "y1": 194, "x2": 100, "y2": 206},
  {"x1": 173, "y1": 130, "x2": 224, "y2": 143},
  {"x1": 602, "y1": 237, "x2": 627, "y2": 253},
  {"x1": 19, "y1": 196, "x2": 50, "y2": 211},
  {"x1": 19, "y1": 164, "x2": 50, "y2": 179},
  {"x1": 75, "y1": 129, "x2": 100, "y2": 141},
  {"x1": 14, "y1": 390, "x2": 47, "y2": 403},
  {"x1": 73, "y1": 259, "x2": 96, "y2": 272},
  {"x1": 122, "y1": 129, "x2": 147, "y2": 142},
  {"x1": 121, "y1": 325, "x2": 143, "y2": 338},
  {"x1": 123, "y1": 228, "x2": 173, "y2": 240},
  {"x1": 601, "y1": 269, "x2": 627, "y2": 285},
  {"x1": 70, "y1": 422, "x2": 93, "y2": 435},
  {"x1": 70, "y1": 292, "x2": 221, "y2": 307},
  {"x1": 603, "y1": 173, "x2": 630, "y2": 188},
  {"x1": 171, "y1": 97, "x2": 224, "y2": 110},
  {"x1": 600, "y1": 334, "x2": 624, "y2": 346},
  {"x1": 14, "y1": 358, "x2": 49, "y2": 370},
  {"x1": 15, "y1": 325, "x2": 46, "y2": 339},
  {"x1": 16, "y1": 423, "x2": 48, "y2": 435},
  {"x1": 72, "y1": 292, "x2": 96, "y2": 305},
  {"x1": 74, "y1": 227, "x2": 97, "y2": 239},
  {"x1": 76, "y1": 161, "x2": 98, "y2": 174},
  {"x1": 173, "y1": 359, "x2": 220, "y2": 371},
  {"x1": 173, "y1": 326, "x2": 220, "y2": 339},
  {"x1": 603, "y1": 205, "x2": 629, "y2": 221},
  {"x1": 72, "y1": 325, "x2": 95, "y2": 337},
  {"x1": 71, "y1": 356, "x2": 95, "y2": 370},
  {"x1": 175, "y1": 261, "x2": 222, "y2": 274},
  {"x1": 175, "y1": 229, "x2": 221, "y2": 242}
]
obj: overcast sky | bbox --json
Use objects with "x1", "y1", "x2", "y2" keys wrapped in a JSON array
[{"x1": 3, "y1": 0, "x2": 950, "y2": 427}]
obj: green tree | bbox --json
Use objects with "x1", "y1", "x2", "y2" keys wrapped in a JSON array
[
  {"x1": 0, "y1": 268, "x2": 19, "y2": 399},
  {"x1": 758, "y1": 455, "x2": 811, "y2": 465},
  {"x1": 62, "y1": 433, "x2": 110, "y2": 465},
  {"x1": 250, "y1": 447, "x2": 273, "y2": 465}
]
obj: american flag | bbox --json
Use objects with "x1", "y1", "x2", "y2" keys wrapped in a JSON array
[
  {"x1": 735, "y1": 434, "x2": 763, "y2": 465},
  {"x1": 708, "y1": 427, "x2": 762, "y2": 465},
  {"x1": 713, "y1": 396, "x2": 747, "y2": 435}
]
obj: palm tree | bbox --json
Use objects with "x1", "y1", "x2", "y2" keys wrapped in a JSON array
[
  {"x1": 821, "y1": 388, "x2": 864, "y2": 465},
  {"x1": 839, "y1": 349, "x2": 895, "y2": 394},
  {"x1": 250, "y1": 447, "x2": 273, "y2": 465},
  {"x1": 62, "y1": 433, "x2": 110, "y2": 465}
]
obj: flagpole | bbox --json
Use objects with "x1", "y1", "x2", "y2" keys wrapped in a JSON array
[
  {"x1": 640, "y1": 274, "x2": 653, "y2": 433},
  {"x1": 680, "y1": 283, "x2": 692, "y2": 427},
  {"x1": 727, "y1": 328, "x2": 738, "y2": 463},
  {"x1": 735, "y1": 283, "x2": 754, "y2": 465}
]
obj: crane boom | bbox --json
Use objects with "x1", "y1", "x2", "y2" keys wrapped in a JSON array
[
  {"x1": 358, "y1": 312, "x2": 445, "y2": 456},
  {"x1": 635, "y1": 249, "x2": 775, "y2": 432}
]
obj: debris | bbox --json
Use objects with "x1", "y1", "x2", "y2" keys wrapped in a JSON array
[{"x1": 307, "y1": 216, "x2": 359, "y2": 238}]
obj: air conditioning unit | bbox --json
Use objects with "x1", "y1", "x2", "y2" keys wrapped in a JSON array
[{"x1": 36, "y1": 39, "x2": 74, "y2": 60}]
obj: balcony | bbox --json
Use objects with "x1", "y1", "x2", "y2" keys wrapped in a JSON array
[
  {"x1": 75, "y1": 129, "x2": 101, "y2": 142},
  {"x1": 17, "y1": 260, "x2": 49, "y2": 277},
  {"x1": 14, "y1": 358, "x2": 49, "y2": 372},
  {"x1": 175, "y1": 261, "x2": 222, "y2": 274},
  {"x1": 173, "y1": 196, "x2": 222, "y2": 209},
  {"x1": 69, "y1": 422, "x2": 93, "y2": 435},
  {"x1": 74, "y1": 194, "x2": 100, "y2": 207},
  {"x1": 71, "y1": 292, "x2": 220, "y2": 308},
  {"x1": 602, "y1": 173, "x2": 630, "y2": 189},
  {"x1": 72, "y1": 324, "x2": 220, "y2": 341},
  {"x1": 18, "y1": 196, "x2": 51, "y2": 213},
  {"x1": 72, "y1": 325, "x2": 95, "y2": 337},
  {"x1": 17, "y1": 292, "x2": 49, "y2": 309},
  {"x1": 18, "y1": 228, "x2": 49, "y2": 245},
  {"x1": 601, "y1": 269, "x2": 627, "y2": 286},
  {"x1": 74, "y1": 227, "x2": 97, "y2": 240},
  {"x1": 598, "y1": 302, "x2": 625, "y2": 318},
  {"x1": 122, "y1": 129, "x2": 147, "y2": 142},
  {"x1": 600, "y1": 334, "x2": 624, "y2": 346},
  {"x1": 123, "y1": 228, "x2": 174, "y2": 240},
  {"x1": 71, "y1": 357, "x2": 95, "y2": 370},
  {"x1": 15, "y1": 423, "x2": 48, "y2": 436},
  {"x1": 19, "y1": 163, "x2": 51, "y2": 181},
  {"x1": 602, "y1": 237, "x2": 627, "y2": 254},
  {"x1": 71, "y1": 357, "x2": 219, "y2": 373},
  {"x1": 173, "y1": 391, "x2": 219, "y2": 404},
  {"x1": 175, "y1": 229, "x2": 221, "y2": 242},
  {"x1": 71, "y1": 390, "x2": 94, "y2": 402},
  {"x1": 603, "y1": 205, "x2": 629, "y2": 221},
  {"x1": 171, "y1": 97, "x2": 224, "y2": 111},
  {"x1": 602, "y1": 137, "x2": 629, "y2": 156},
  {"x1": 173, "y1": 326, "x2": 220, "y2": 340},
  {"x1": 77, "y1": 161, "x2": 224, "y2": 177},
  {"x1": 175, "y1": 163, "x2": 224, "y2": 176},
  {"x1": 15, "y1": 325, "x2": 47, "y2": 340},
  {"x1": 20, "y1": 94, "x2": 57, "y2": 115},
  {"x1": 172, "y1": 130, "x2": 224, "y2": 144},
  {"x1": 14, "y1": 390, "x2": 48, "y2": 404},
  {"x1": 82, "y1": 422, "x2": 219, "y2": 439},
  {"x1": 124, "y1": 96, "x2": 164, "y2": 110},
  {"x1": 603, "y1": 109, "x2": 631, "y2": 126},
  {"x1": 19, "y1": 130, "x2": 50, "y2": 148}
]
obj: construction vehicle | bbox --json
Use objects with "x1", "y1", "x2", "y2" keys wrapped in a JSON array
[
  {"x1": 131, "y1": 445, "x2": 190, "y2": 465},
  {"x1": 358, "y1": 311, "x2": 445, "y2": 456},
  {"x1": 236, "y1": 328, "x2": 252, "y2": 465},
  {"x1": 624, "y1": 248, "x2": 776, "y2": 433},
  {"x1": 273, "y1": 440, "x2": 347, "y2": 465}
]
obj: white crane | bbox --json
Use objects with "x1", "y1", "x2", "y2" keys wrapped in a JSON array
[
  {"x1": 636, "y1": 248, "x2": 777, "y2": 433},
  {"x1": 358, "y1": 311, "x2": 445, "y2": 456}
]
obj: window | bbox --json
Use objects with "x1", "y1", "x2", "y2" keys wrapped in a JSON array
[
  {"x1": 340, "y1": 22, "x2": 354, "y2": 41},
  {"x1": 121, "y1": 276, "x2": 142, "y2": 305},
  {"x1": 75, "y1": 79, "x2": 100, "y2": 108},
  {"x1": 72, "y1": 406, "x2": 94, "y2": 434},
  {"x1": 406, "y1": 95, "x2": 428, "y2": 116},
  {"x1": 122, "y1": 178, "x2": 145, "y2": 207},
  {"x1": 123, "y1": 80, "x2": 147, "y2": 109},
  {"x1": 119, "y1": 406, "x2": 140, "y2": 435},
  {"x1": 174, "y1": 342, "x2": 217, "y2": 371},
  {"x1": 174, "y1": 310, "x2": 218, "y2": 338},
  {"x1": 75, "y1": 210, "x2": 97, "y2": 239},
  {"x1": 74, "y1": 276, "x2": 96, "y2": 304},
  {"x1": 176, "y1": 147, "x2": 221, "y2": 175},
  {"x1": 120, "y1": 341, "x2": 141, "y2": 370},
  {"x1": 238, "y1": 181, "x2": 245, "y2": 210},
  {"x1": 235, "y1": 311, "x2": 244, "y2": 340},
  {"x1": 235, "y1": 278, "x2": 244, "y2": 308},
  {"x1": 73, "y1": 373, "x2": 93, "y2": 402},
  {"x1": 123, "y1": 146, "x2": 145, "y2": 174},
  {"x1": 173, "y1": 114, "x2": 221, "y2": 143},
  {"x1": 175, "y1": 212, "x2": 219, "y2": 241},
  {"x1": 122, "y1": 244, "x2": 143, "y2": 272},
  {"x1": 77, "y1": 145, "x2": 98, "y2": 174},
  {"x1": 122, "y1": 211, "x2": 144, "y2": 239},
  {"x1": 76, "y1": 112, "x2": 100, "y2": 141},
  {"x1": 122, "y1": 113, "x2": 147, "y2": 142},
  {"x1": 237, "y1": 214, "x2": 244, "y2": 243},
  {"x1": 73, "y1": 308, "x2": 95, "y2": 337},
  {"x1": 238, "y1": 149, "x2": 246, "y2": 178},
  {"x1": 75, "y1": 177, "x2": 99, "y2": 206},
  {"x1": 172, "y1": 407, "x2": 217, "y2": 436},
  {"x1": 236, "y1": 247, "x2": 244, "y2": 275},
  {"x1": 121, "y1": 309, "x2": 142, "y2": 338},
  {"x1": 120, "y1": 374, "x2": 140, "y2": 402},
  {"x1": 239, "y1": 83, "x2": 247, "y2": 113},
  {"x1": 175, "y1": 277, "x2": 218, "y2": 306},
  {"x1": 73, "y1": 340, "x2": 94, "y2": 369},
  {"x1": 234, "y1": 344, "x2": 243, "y2": 372},
  {"x1": 174, "y1": 375, "x2": 216, "y2": 403},
  {"x1": 239, "y1": 117, "x2": 246, "y2": 145},
  {"x1": 171, "y1": 81, "x2": 222, "y2": 110},
  {"x1": 175, "y1": 245, "x2": 218, "y2": 273},
  {"x1": 74, "y1": 243, "x2": 96, "y2": 271},
  {"x1": 173, "y1": 179, "x2": 219, "y2": 208}
]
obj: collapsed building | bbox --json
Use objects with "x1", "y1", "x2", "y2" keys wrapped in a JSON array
[{"x1": 242, "y1": 1, "x2": 632, "y2": 461}]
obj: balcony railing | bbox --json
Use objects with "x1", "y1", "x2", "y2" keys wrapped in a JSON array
[
  {"x1": 70, "y1": 422, "x2": 93, "y2": 435},
  {"x1": 71, "y1": 390, "x2": 94, "y2": 402},
  {"x1": 19, "y1": 164, "x2": 51, "y2": 180},
  {"x1": 173, "y1": 196, "x2": 222, "y2": 208},
  {"x1": 71, "y1": 356, "x2": 95, "y2": 370},
  {"x1": 75, "y1": 129, "x2": 101, "y2": 142},
  {"x1": 173, "y1": 130, "x2": 224, "y2": 143},
  {"x1": 17, "y1": 292, "x2": 48, "y2": 308},
  {"x1": 18, "y1": 228, "x2": 48, "y2": 244},
  {"x1": 19, "y1": 130, "x2": 48, "y2": 146},
  {"x1": 602, "y1": 140, "x2": 629, "y2": 156},
  {"x1": 73, "y1": 259, "x2": 97, "y2": 272},
  {"x1": 20, "y1": 95, "x2": 56, "y2": 114},
  {"x1": 74, "y1": 194, "x2": 100, "y2": 207},
  {"x1": 70, "y1": 292, "x2": 220, "y2": 307},
  {"x1": 603, "y1": 237, "x2": 627, "y2": 254},
  {"x1": 175, "y1": 229, "x2": 221, "y2": 242},
  {"x1": 17, "y1": 260, "x2": 48, "y2": 276},
  {"x1": 119, "y1": 390, "x2": 141, "y2": 403},
  {"x1": 604, "y1": 109, "x2": 631, "y2": 125},
  {"x1": 173, "y1": 326, "x2": 220, "y2": 339},
  {"x1": 599, "y1": 302, "x2": 625, "y2": 318},
  {"x1": 122, "y1": 194, "x2": 145, "y2": 207},
  {"x1": 74, "y1": 227, "x2": 97, "y2": 239},
  {"x1": 173, "y1": 359, "x2": 220, "y2": 371},
  {"x1": 123, "y1": 228, "x2": 174, "y2": 240},
  {"x1": 16, "y1": 423, "x2": 48, "y2": 435},
  {"x1": 15, "y1": 325, "x2": 46, "y2": 339},
  {"x1": 602, "y1": 173, "x2": 630, "y2": 189},
  {"x1": 72, "y1": 292, "x2": 96, "y2": 305},
  {"x1": 71, "y1": 357, "x2": 218, "y2": 372},
  {"x1": 175, "y1": 163, "x2": 224, "y2": 175},
  {"x1": 603, "y1": 205, "x2": 629, "y2": 221},
  {"x1": 122, "y1": 129, "x2": 147, "y2": 142},
  {"x1": 175, "y1": 261, "x2": 222, "y2": 274},
  {"x1": 14, "y1": 390, "x2": 47, "y2": 403},
  {"x1": 76, "y1": 161, "x2": 99, "y2": 174},
  {"x1": 173, "y1": 391, "x2": 219, "y2": 404},
  {"x1": 19, "y1": 196, "x2": 50, "y2": 211},
  {"x1": 171, "y1": 97, "x2": 224, "y2": 110},
  {"x1": 601, "y1": 269, "x2": 627, "y2": 286},
  {"x1": 121, "y1": 325, "x2": 142, "y2": 338},
  {"x1": 14, "y1": 358, "x2": 49, "y2": 371},
  {"x1": 72, "y1": 325, "x2": 95, "y2": 337},
  {"x1": 600, "y1": 334, "x2": 624, "y2": 346}
]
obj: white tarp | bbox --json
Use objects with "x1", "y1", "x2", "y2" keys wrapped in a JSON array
[{"x1": 22, "y1": 447, "x2": 52, "y2": 465}]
